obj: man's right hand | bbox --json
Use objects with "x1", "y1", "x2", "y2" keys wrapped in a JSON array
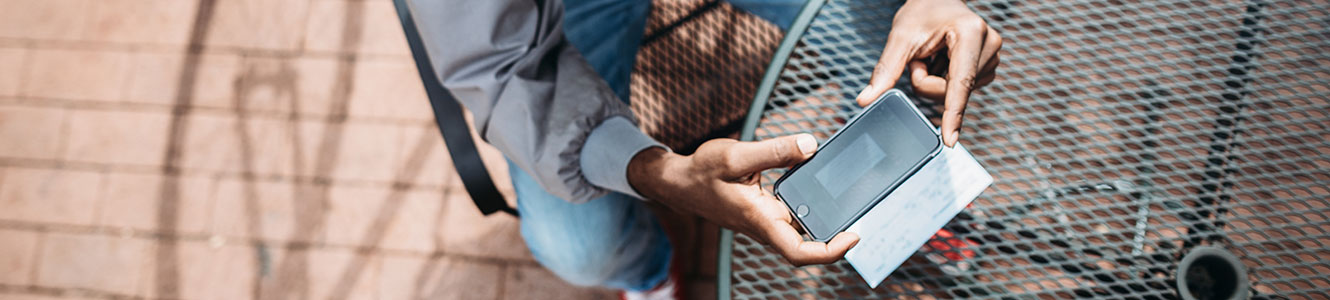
[{"x1": 626, "y1": 134, "x2": 860, "y2": 266}]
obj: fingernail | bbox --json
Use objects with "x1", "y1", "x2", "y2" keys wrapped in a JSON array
[
  {"x1": 855, "y1": 85, "x2": 874, "y2": 101},
  {"x1": 796, "y1": 134, "x2": 817, "y2": 154},
  {"x1": 946, "y1": 130, "x2": 959, "y2": 147}
]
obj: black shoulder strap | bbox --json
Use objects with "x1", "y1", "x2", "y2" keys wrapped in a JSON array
[{"x1": 392, "y1": 0, "x2": 519, "y2": 217}]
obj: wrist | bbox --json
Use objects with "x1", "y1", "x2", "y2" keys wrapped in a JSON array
[{"x1": 626, "y1": 147, "x2": 683, "y2": 201}]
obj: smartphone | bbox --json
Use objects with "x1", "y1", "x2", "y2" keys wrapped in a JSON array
[{"x1": 773, "y1": 89, "x2": 943, "y2": 242}]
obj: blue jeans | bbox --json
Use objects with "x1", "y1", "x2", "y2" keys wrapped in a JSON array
[{"x1": 511, "y1": 0, "x2": 805, "y2": 292}]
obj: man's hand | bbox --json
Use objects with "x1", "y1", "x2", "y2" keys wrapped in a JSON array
[
  {"x1": 855, "y1": 0, "x2": 1003, "y2": 147},
  {"x1": 627, "y1": 134, "x2": 859, "y2": 266}
]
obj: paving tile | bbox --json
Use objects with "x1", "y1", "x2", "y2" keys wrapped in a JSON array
[
  {"x1": 348, "y1": 58, "x2": 432, "y2": 122},
  {"x1": 182, "y1": 113, "x2": 316, "y2": 177},
  {"x1": 382, "y1": 189, "x2": 445, "y2": 252},
  {"x1": 172, "y1": 175, "x2": 223, "y2": 234},
  {"x1": 249, "y1": 246, "x2": 377, "y2": 300},
  {"x1": 251, "y1": 245, "x2": 292, "y2": 298},
  {"x1": 325, "y1": 183, "x2": 443, "y2": 252},
  {"x1": 185, "y1": 52, "x2": 244, "y2": 110},
  {"x1": 184, "y1": 113, "x2": 310, "y2": 177},
  {"x1": 438, "y1": 190, "x2": 533, "y2": 261},
  {"x1": 0, "y1": 294, "x2": 95, "y2": 300},
  {"x1": 303, "y1": 0, "x2": 410, "y2": 56},
  {"x1": 62, "y1": 109, "x2": 170, "y2": 166},
  {"x1": 408, "y1": 125, "x2": 456, "y2": 188},
  {"x1": 0, "y1": 168, "x2": 103, "y2": 225},
  {"x1": 0, "y1": 47, "x2": 25, "y2": 96},
  {"x1": 179, "y1": 114, "x2": 243, "y2": 174},
  {"x1": 83, "y1": 0, "x2": 197, "y2": 45},
  {"x1": 230, "y1": 56, "x2": 305, "y2": 115},
  {"x1": 96, "y1": 172, "x2": 213, "y2": 233},
  {"x1": 503, "y1": 265, "x2": 619, "y2": 300},
  {"x1": 123, "y1": 52, "x2": 185, "y2": 105},
  {"x1": 293, "y1": 119, "x2": 335, "y2": 177},
  {"x1": 374, "y1": 255, "x2": 427, "y2": 300},
  {"x1": 302, "y1": 0, "x2": 348, "y2": 54},
  {"x1": 205, "y1": 0, "x2": 309, "y2": 51},
  {"x1": 358, "y1": 1, "x2": 411, "y2": 56},
  {"x1": 96, "y1": 172, "x2": 164, "y2": 231},
  {"x1": 0, "y1": 229, "x2": 39, "y2": 285},
  {"x1": 21, "y1": 49, "x2": 131, "y2": 101},
  {"x1": 210, "y1": 177, "x2": 308, "y2": 243},
  {"x1": 0, "y1": 0, "x2": 89, "y2": 40},
  {"x1": 230, "y1": 56, "x2": 361, "y2": 117},
  {"x1": 0, "y1": 106, "x2": 68, "y2": 160},
  {"x1": 306, "y1": 248, "x2": 378, "y2": 300},
  {"x1": 407, "y1": 256, "x2": 504, "y2": 300},
  {"x1": 36, "y1": 233, "x2": 151, "y2": 296},
  {"x1": 332, "y1": 121, "x2": 406, "y2": 182},
  {"x1": 290, "y1": 57, "x2": 341, "y2": 116},
  {"x1": 138, "y1": 242, "x2": 257, "y2": 300},
  {"x1": 240, "y1": 117, "x2": 356, "y2": 179},
  {"x1": 324, "y1": 184, "x2": 390, "y2": 247}
]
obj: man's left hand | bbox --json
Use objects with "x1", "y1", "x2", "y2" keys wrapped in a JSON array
[{"x1": 855, "y1": 0, "x2": 1003, "y2": 147}]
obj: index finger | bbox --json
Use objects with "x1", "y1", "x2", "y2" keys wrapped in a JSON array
[
  {"x1": 856, "y1": 35, "x2": 915, "y2": 107},
  {"x1": 764, "y1": 221, "x2": 860, "y2": 266},
  {"x1": 941, "y1": 22, "x2": 987, "y2": 147}
]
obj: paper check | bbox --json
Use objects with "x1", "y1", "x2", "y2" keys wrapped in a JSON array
[{"x1": 844, "y1": 144, "x2": 993, "y2": 288}]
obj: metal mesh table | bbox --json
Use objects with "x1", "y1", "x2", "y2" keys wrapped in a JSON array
[{"x1": 719, "y1": 0, "x2": 1330, "y2": 299}]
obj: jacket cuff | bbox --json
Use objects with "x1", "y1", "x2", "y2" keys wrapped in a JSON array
[{"x1": 581, "y1": 117, "x2": 667, "y2": 200}]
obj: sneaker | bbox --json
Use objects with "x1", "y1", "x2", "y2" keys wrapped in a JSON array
[{"x1": 620, "y1": 272, "x2": 682, "y2": 300}]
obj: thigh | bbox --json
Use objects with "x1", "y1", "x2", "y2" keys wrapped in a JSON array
[{"x1": 561, "y1": 0, "x2": 652, "y2": 104}]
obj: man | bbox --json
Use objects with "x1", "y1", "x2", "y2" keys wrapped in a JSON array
[{"x1": 409, "y1": 0, "x2": 1001, "y2": 297}]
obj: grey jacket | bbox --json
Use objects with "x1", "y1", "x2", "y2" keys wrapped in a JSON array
[{"x1": 407, "y1": 0, "x2": 665, "y2": 202}]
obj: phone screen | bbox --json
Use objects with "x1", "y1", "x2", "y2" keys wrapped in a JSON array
[{"x1": 775, "y1": 90, "x2": 941, "y2": 241}]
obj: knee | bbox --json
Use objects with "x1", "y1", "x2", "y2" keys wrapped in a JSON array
[{"x1": 521, "y1": 226, "x2": 622, "y2": 287}]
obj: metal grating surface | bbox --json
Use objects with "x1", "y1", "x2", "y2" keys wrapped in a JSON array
[
  {"x1": 632, "y1": 0, "x2": 784, "y2": 155},
  {"x1": 727, "y1": 0, "x2": 1330, "y2": 299}
]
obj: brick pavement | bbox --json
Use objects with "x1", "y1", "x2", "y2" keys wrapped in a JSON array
[{"x1": 0, "y1": 0, "x2": 724, "y2": 299}]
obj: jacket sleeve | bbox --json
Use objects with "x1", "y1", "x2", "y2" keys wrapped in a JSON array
[{"x1": 407, "y1": 0, "x2": 665, "y2": 202}]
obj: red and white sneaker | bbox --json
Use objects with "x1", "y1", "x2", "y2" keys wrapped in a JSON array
[{"x1": 620, "y1": 272, "x2": 683, "y2": 300}]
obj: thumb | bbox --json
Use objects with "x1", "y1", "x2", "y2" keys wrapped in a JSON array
[{"x1": 724, "y1": 134, "x2": 818, "y2": 177}]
